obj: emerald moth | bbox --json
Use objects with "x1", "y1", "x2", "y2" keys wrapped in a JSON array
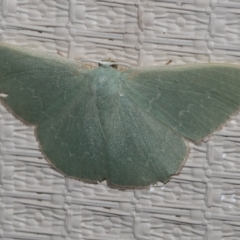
[{"x1": 0, "y1": 43, "x2": 240, "y2": 188}]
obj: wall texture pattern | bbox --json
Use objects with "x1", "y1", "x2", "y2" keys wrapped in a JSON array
[{"x1": 0, "y1": 1, "x2": 240, "y2": 239}]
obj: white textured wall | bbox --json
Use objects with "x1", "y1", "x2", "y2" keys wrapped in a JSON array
[{"x1": 1, "y1": 1, "x2": 240, "y2": 239}]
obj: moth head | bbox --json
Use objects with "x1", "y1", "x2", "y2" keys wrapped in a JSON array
[{"x1": 98, "y1": 60, "x2": 118, "y2": 69}]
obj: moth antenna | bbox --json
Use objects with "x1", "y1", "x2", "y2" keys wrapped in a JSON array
[
  {"x1": 81, "y1": 59, "x2": 101, "y2": 64},
  {"x1": 81, "y1": 59, "x2": 131, "y2": 68}
]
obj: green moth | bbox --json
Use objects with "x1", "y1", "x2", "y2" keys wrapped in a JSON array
[{"x1": 0, "y1": 43, "x2": 240, "y2": 188}]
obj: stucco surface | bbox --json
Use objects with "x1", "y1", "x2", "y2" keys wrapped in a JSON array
[{"x1": 1, "y1": 1, "x2": 240, "y2": 239}]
